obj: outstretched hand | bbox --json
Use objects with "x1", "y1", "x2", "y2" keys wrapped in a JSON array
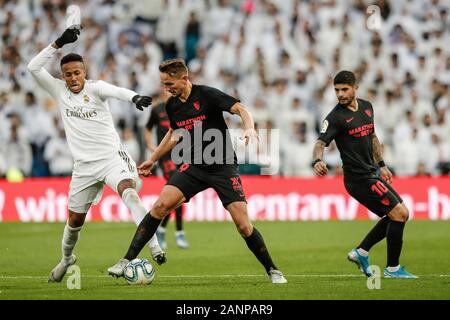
[
  {"x1": 138, "y1": 159, "x2": 156, "y2": 177},
  {"x1": 55, "y1": 28, "x2": 81, "y2": 48}
]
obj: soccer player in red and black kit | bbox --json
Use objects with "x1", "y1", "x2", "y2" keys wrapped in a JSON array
[
  {"x1": 109, "y1": 59, "x2": 287, "y2": 283},
  {"x1": 145, "y1": 91, "x2": 189, "y2": 250},
  {"x1": 313, "y1": 71, "x2": 417, "y2": 278}
]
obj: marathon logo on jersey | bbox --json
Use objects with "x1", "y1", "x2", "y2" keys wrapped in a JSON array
[
  {"x1": 348, "y1": 123, "x2": 374, "y2": 137},
  {"x1": 66, "y1": 106, "x2": 98, "y2": 119},
  {"x1": 176, "y1": 115, "x2": 207, "y2": 130}
]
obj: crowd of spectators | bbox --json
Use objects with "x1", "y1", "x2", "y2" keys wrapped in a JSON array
[{"x1": 1, "y1": 0, "x2": 449, "y2": 178}]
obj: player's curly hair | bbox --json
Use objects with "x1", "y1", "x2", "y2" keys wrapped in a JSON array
[
  {"x1": 60, "y1": 53, "x2": 84, "y2": 67},
  {"x1": 159, "y1": 58, "x2": 188, "y2": 78}
]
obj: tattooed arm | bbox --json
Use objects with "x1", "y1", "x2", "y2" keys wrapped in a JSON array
[
  {"x1": 312, "y1": 140, "x2": 328, "y2": 176},
  {"x1": 372, "y1": 133, "x2": 383, "y2": 163},
  {"x1": 372, "y1": 133, "x2": 393, "y2": 184}
]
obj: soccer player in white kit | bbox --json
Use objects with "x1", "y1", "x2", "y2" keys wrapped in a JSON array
[{"x1": 27, "y1": 28, "x2": 166, "y2": 283}]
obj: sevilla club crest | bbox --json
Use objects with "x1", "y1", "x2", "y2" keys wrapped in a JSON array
[
  {"x1": 193, "y1": 101, "x2": 200, "y2": 110},
  {"x1": 364, "y1": 109, "x2": 372, "y2": 117}
]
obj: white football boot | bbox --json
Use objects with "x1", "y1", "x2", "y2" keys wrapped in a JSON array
[
  {"x1": 48, "y1": 255, "x2": 77, "y2": 283},
  {"x1": 269, "y1": 269, "x2": 288, "y2": 284},
  {"x1": 107, "y1": 258, "x2": 129, "y2": 278}
]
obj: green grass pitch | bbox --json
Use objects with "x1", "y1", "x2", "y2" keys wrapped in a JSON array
[{"x1": 0, "y1": 221, "x2": 449, "y2": 300}]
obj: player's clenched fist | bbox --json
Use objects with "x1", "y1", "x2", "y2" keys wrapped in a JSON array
[
  {"x1": 138, "y1": 159, "x2": 156, "y2": 177},
  {"x1": 313, "y1": 160, "x2": 328, "y2": 176},
  {"x1": 55, "y1": 28, "x2": 81, "y2": 48}
]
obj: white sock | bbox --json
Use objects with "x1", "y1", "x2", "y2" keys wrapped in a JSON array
[
  {"x1": 387, "y1": 265, "x2": 400, "y2": 272},
  {"x1": 62, "y1": 223, "x2": 82, "y2": 264},
  {"x1": 175, "y1": 230, "x2": 185, "y2": 237},
  {"x1": 356, "y1": 248, "x2": 369, "y2": 257},
  {"x1": 121, "y1": 188, "x2": 162, "y2": 254}
]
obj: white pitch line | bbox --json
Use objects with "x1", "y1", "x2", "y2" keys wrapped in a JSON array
[{"x1": 1, "y1": 274, "x2": 450, "y2": 280}]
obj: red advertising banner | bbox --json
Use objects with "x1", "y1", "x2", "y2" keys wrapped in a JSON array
[{"x1": 0, "y1": 176, "x2": 449, "y2": 222}]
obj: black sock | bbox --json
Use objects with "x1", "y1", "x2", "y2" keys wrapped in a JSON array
[
  {"x1": 358, "y1": 216, "x2": 389, "y2": 251},
  {"x1": 175, "y1": 207, "x2": 183, "y2": 231},
  {"x1": 386, "y1": 220, "x2": 405, "y2": 267},
  {"x1": 124, "y1": 213, "x2": 162, "y2": 261},
  {"x1": 243, "y1": 227, "x2": 277, "y2": 274},
  {"x1": 160, "y1": 214, "x2": 170, "y2": 228}
]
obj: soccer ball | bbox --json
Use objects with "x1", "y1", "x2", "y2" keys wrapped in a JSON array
[{"x1": 123, "y1": 258, "x2": 156, "y2": 285}]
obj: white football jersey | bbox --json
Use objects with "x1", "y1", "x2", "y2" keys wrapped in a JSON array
[{"x1": 27, "y1": 45, "x2": 139, "y2": 162}]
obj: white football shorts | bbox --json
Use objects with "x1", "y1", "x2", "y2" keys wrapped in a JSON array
[{"x1": 68, "y1": 150, "x2": 142, "y2": 213}]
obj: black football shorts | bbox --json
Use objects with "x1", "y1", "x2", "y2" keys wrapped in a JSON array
[
  {"x1": 166, "y1": 164, "x2": 247, "y2": 208},
  {"x1": 344, "y1": 175, "x2": 403, "y2": 217},
  {"x1": 158, "y1": 159, "x2": 177, "y2": 181}
]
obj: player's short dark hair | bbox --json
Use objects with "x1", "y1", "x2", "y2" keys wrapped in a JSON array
[
  {"x1": 60, "y1": 53, "x2": 84, "y2": 67},
  {"x1": 159, "y1": 58, "x2": 188, "y2": 78},
  {"x1": 333, "y1": 70, "x2": 356, "y2": 86}
]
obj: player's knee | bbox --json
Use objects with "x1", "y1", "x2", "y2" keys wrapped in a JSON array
[
  {"x1": 400, "y1": 206, "x2": 409, "y2": 222},
  {"x1": 389, "y1": 205, "x2": 409, "y2": 222},
  {"x1": 68, "y1": 213, "x2": 86, "y2": 228},
  {"x1": 151, "y1": 200, "x2": 172, "y2": 218},
  {"x1": 236, "y1": 222, "x2": 252, "y2": 237},
  {"x1": 117, "y1": 179, "x2": 136, "y2": 197},
  {"x1": 396, "y1": 205, "x2": 409, "y2": 222}
]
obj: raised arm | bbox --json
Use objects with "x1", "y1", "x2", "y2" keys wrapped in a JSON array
[
  {"x1": 312, "y1": 140, "x2": 328, "y2": 176},
  {"x1": 27, "y1": 28, "x2": 81, "y2": 97},
  {"x1": 27, "y1": 44, "x2": 62, "y2": 97},
  {"x1": 230, "y1": 102, "x2": 258, "y2": 145},
  {"x1": 371, "y1": 133, "x2": 392, "y2": 183}
]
